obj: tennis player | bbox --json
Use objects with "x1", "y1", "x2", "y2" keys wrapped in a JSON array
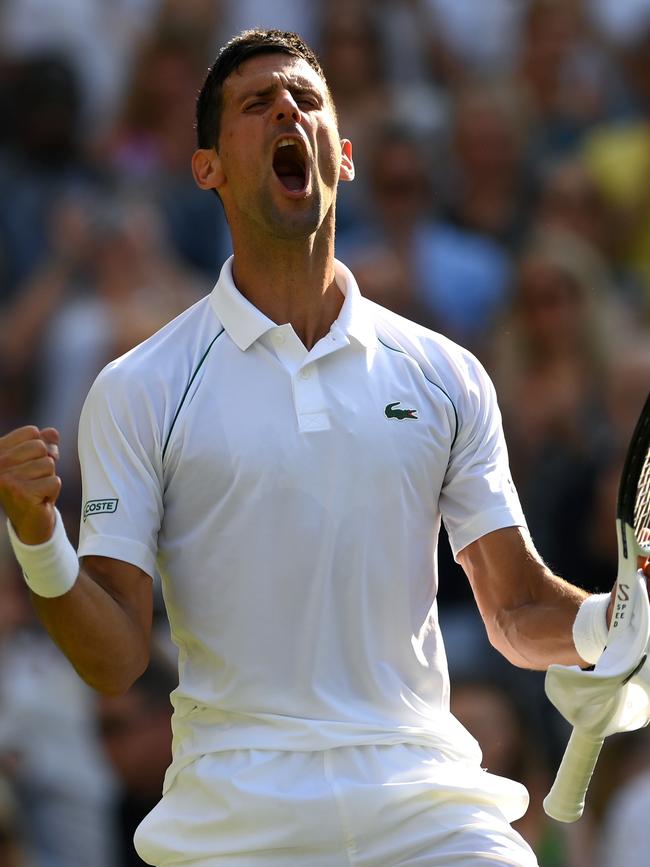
[{"x1": 0, "y1": 29, "x2": 617, "y2": 866}]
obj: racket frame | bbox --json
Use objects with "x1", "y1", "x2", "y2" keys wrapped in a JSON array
[{"x1": 543, "y1": 393, "x2": 650, "y2": 823}]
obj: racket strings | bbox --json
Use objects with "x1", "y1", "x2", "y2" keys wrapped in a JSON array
[{"x1": 635, "y1": 446, "x2": 650, "y2": 553}]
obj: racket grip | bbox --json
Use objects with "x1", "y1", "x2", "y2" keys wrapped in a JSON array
[{"x1": 543, "y1": 729, "x2": 603, "y2": 822}]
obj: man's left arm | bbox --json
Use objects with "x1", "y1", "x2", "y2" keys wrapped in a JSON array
[{"x1": 458, "y1": 525, "x2": 590, "y2": 669}]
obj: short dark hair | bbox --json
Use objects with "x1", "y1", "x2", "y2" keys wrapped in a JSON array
[{"x1": 196, "y1": 29, "x2": 328, "y2": 150}]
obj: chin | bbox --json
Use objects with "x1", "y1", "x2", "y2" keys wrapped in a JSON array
[{"x1": 267, "y1": 201, "x2": 325, "y2": 239}]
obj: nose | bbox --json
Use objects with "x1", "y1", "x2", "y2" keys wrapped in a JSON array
[{"x1": 274, "y1": 89, "x2": 301, "y2": 123}]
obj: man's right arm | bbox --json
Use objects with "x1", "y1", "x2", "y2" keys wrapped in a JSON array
[
  {"x1": 30, "y1": 556, "x2": 153, "y2": 694},
  {"x1": 0, "y1": 425, "x2": 153, "y2": 694}
]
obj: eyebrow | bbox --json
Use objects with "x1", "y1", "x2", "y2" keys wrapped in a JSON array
[{"x1": 239, "y1": 78, "x2": 323, "y2": 104}]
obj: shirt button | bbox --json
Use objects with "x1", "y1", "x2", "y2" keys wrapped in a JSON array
[
  {"x1": 273, "y1": 333, "x2": 286, "y2": 346},
  {"x1": 299, "y1": 368, "x2": 312, "y2": 380}
]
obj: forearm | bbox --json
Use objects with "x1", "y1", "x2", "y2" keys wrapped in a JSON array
[
  {"x1": 491, "y1": 571, "x2": 589, "y2": 670},
  {"x1": 460, "y1": 527, "x2": 591, "y2": 671},
  {"x1": 1, "y1": 427, "x2": 154, "y2": 692},
  {"x1": 30, "y1": 565, "x2": 151, "y2": 694}
]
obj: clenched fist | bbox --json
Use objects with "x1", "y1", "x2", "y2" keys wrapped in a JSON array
[{"x1": 0, "y1": 426, "x2": 62, "y2": 544}]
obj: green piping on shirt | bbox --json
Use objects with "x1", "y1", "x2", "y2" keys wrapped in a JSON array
[
  {"x1": 162, "y1": 328, "x2": 225, "y2": 460},
  {"x1": 377, "y1": 335, "x2": 459, "y2": 448}
]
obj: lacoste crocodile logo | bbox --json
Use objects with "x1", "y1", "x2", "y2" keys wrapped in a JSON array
[{"x1": 385, "y1": 401, "x2": 418, "y2": 420}]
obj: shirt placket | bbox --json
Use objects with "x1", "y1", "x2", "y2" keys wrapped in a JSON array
[{"x1": 270, "y1": 327, "x2": 347, "y2": 433}]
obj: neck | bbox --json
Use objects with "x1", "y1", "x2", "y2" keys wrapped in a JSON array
[{"x1": 229, "y1": 212, "x2": 343, "y2": 350}]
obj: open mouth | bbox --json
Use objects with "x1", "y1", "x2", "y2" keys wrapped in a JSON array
[{"x1": 272, "y1": 138, "x2": 308, "y2": 193}]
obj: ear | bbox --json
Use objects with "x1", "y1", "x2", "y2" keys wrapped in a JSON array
[
  {"x1": 191, "y1": 148, "x2": 226, "y2": 191},
  {"x1": 339, "y1": 139, "x2": 355, "y2": 182}
]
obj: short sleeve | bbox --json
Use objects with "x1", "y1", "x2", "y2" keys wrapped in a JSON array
[
  {"x1": 439, "y1": 357, "x2": 526, "y2": 558},
  {"x1": 76, "y1": 367, "x2": 163, "y2": 578}
]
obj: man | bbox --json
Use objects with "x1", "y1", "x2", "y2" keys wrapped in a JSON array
[{"x1": 0, "y1": 29, "x2": 619, "y2": 866}]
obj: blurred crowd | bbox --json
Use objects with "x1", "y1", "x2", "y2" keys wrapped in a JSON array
[{"x1": 0, "y1": 1, "x2": 649, "y2": 865}]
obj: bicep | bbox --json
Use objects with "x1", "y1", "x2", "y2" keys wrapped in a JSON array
[{"x1": 81, "y1": 555, "x2": 154, "y2": 645}]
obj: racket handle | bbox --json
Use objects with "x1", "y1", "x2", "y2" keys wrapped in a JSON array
[{"x1": 543, "y1": 729, "x2": 603, "y2": 823}]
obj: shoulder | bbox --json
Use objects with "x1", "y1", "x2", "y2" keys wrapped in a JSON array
[
  {"x1": 91, "y1": 294, "x2": 222, "y2": 402},
  {"x1": 80, "y1": 294, "x2": 226, "y2": 445},
  {"x1": 366, "y1": 298, "x2": 493, "y2": 400}
]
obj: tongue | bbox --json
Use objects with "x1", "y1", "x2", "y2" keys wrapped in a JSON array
[
  {"x1": 273, "y1": 146, "x2": 305, "y2": 192},
  {"x1": 276, "y1": 171, "x2": 304, "y2": 192}
]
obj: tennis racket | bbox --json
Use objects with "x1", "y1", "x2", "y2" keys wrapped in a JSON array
[{"x1": 543, "y1": 392, "x2": 650, "y2": 823}]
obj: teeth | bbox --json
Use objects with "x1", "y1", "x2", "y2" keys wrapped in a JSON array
[{"x1": 277, "y1": 138, "x2": 299, "y2": 149}]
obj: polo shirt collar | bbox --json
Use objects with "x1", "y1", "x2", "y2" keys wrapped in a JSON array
[
  {"x1": 333, "y1": 258, "x2": 378, "y2": 349},
  {"x1": 210, "y1": 255, "x2": 377, "y2": 351},
  {"x1": 209, "y1": 257, "x2": 276, "y2": 351}
]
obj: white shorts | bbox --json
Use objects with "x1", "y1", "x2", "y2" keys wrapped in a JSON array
[{"x1": 134, "y1": 744, "x2": 538, "y2": 866}]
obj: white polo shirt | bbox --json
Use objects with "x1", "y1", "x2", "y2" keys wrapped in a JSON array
[{"x1": 77, "y1": 256, "x2": 525, "y2": 774}]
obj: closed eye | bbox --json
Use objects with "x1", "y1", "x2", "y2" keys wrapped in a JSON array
[{"x1": 295, "y1": 93, "x2": 321, "y2": 109}]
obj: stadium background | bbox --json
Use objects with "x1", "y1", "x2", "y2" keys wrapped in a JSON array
[{"x1": 0, "y1": 1, "x2": 649, "y2": 865}]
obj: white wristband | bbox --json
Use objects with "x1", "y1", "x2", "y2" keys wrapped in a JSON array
[
  {"x1": 572, "y1": 593, "x2": 610, "y2": 665},
  {"x1": 6, "y1": 509, "x2": 79, "y2": 598}
]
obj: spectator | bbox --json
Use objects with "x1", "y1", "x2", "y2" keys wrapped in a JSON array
[
  {"x1": 103, "y1": 29, "x2": 206, "y2": 181},
  {"x1": 99, "y1": 26, "x2": 231, "y2": 275},
  {"x1": 155, "y1": 0, "x2": 221, "y2": 51},
  {"x1": 338, "y1": 125, "x2": 511, "y2": 351},
  {"x1": 0, "y1": 192, "x2": 205, "y2": 496},
  {"x1": 424, "y1": 0, "x2": 531, "y2": 76},
  {"x1": 318, "y1": 1, "x2": 398, "y2": 229},
  {"x1": 587, "y1": 0, "x2": 650, "y2": 46},
  {"x1": 0, "y1": 55, "x2": 101, "y2": 302},
  {"x1": 0, "y1": 774, "x2": 31, "y2": 867},
  {"x1": 535, "y1": 158, "x2": 615, "y2": 260},
  {"x1": 518, "y1": 0, "x2": 624, "y2": 164},
  {"x1": 97, "y1": 654, "x2": 176, "y2": 867},
  {"x1": 0, "y1": 7, "x2": 647, "y2": 866},
  {"x1": 0, "y1": 530, "x2": 116, "y2": 867},
  {"x1": 372, "y1": 0, "x2": 455, "y2": 115},
  {"x1": 0, "y1": 0, "x2": 164, "y2": 132},
  {"x1": 442, "y1": 79, "x2": 533, "y2": 248},
  {"x1": 489, "y1": 231, "x2": 615, "y2": 587},
  {"x1": 218, "y1": 0, "x2": 320, "y2": 51},
  {"x1": 581, "y1": 341, "x2": 650, "y2": 589},
  {"x1": 582, "y1": 20, "x2": 650, "y2": 303},
  {"x1": 533, "y1": 156, "x2": 643, "y2": 324}
]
